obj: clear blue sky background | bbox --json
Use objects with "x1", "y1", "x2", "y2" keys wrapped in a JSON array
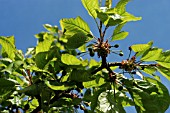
[{"x1": 0, "y1": 0, "x2": 170, "y2": 112}]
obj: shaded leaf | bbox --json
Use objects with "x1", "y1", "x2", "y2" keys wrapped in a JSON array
[
  {"x1": 35, "y1": 52, "x2": 48, "y2": 69},
  {"x1": 18, "y1": 84, "x2": 42, "y2": 96},
  {"x1": 66, "y1": 33, "x2": 88, "y2": 49},
  {"x1": 69, "y1": 69, "x2": 93, "y2": 82},
  {"x1": 0, "y1": 78, "x2": 15, "y2": 103},
  {"x1": 125, "y1": 78, "x2": 170, "y2": 113}
]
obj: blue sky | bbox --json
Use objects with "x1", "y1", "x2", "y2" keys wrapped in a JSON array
[{"x1": 0, "y1": 0, "x2": 170, "y2": 112}]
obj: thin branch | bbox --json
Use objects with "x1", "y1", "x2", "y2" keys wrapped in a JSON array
[
  {"x1": 102, "y1": 25, "x2": 109, "y2": 40},
  {"x1": 94, "y1": 19, "x2": 100, "y2": 34},
  {"x1": 91, "y1": 66, "x2": 104, "y2": 75},
  {"x1": 99, "y1": 21, "x2": 103, "y2": 41}
]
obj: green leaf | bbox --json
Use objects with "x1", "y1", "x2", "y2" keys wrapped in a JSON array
[
  {"x1": 18, "y1": 84, "x2": 41, "y2": 96},
  {"x1": 141, "y1": 48, "x2": 162, "y2": 61},
  {"x1": 131, "y1": 44, "x2": 151, "y2": 52},
  {"x1": 113, "y1": 22, "x2": 126, "y2": 35},
  {"x1": 157, "y1": 67, "x2": 170, "y2": 80},
  {"x1": 35, "y1": 52, "x2": 48, "y2": 69},
  {"x1": 83, "y1": 77, "x2": 105, "y2": 88},
  {"x1": 89, "y1": 59, "x2": 100, "y2": 68},
  {"x1": 69, "y1": 69, "x2": 93, "y2": 82},
  {"x1": 91, "y1": 88, "x2": 106, "y2": 112},
  {"x1": 97, "y1": 11, "x2": 109, "y2": 25},
  {"x1": 61, "y1": 54, "x2": 81, "y2": 65},
  {"x1": 60, "y1": 16, "x2": 91, "y2": 35},
  {"x1": 66, "y1": 33, "x2": 88, "y2": 49},
  {"x1": 115, "y1": 0, "x2": 130, "y2": 14},
  {"x1": 43, "y1": 24, "x2": 58, "y2": 34},
  {"x1": 1, "y1": 63, "x2": 14, "y2": 74},
  {"x1": 97, "y1": 10, "x2": 123, "y2": 26},
  {"x1": 78, "y1": 44, "x2": 86, "y2": 52},
  {"x1": 145, "y1": 77, "x2": 170, "y2": 112},
  {"x1": 112, "y1": 31, "x2": 129, "y2": 41},
  {"x1": 105, "y1": 0, "x2": 112, "y2": 8},
  {"x1": 36, "y1": 33, "x2": 54, "y2": 54},
  {"x1": 0, "y1": 36, "x2": 16, "y2": 60},
  {"x1": 142, "y1": 66, "x2": 157, "y2": 76},
  {"x1": 156, "y1": 50, "x2": 170, "y2": 68},
  {"x1": 0, "y1": 78, "x2": 15, "y2": 103},
  {"x1": 81, "y1": 0, "x2": 99, "y2": 18},
  {"x1": 121, "y1": 12, "x2": 142, "y2": 22},
  {"x1": 29, "y1": 98, "x2": 39, "y2": 109},
  {"x1": 97, "y1": 91, "x2": 126, "y2": 113},
  {"x1": 45, "y1": 81, "x2": 76, "y2": 90},
  {"x1": 126, "y1": 78, "x2": 170, "y2": 113},
  {"x1": 107, "y1": 15, "x2": 123, "y2": 26}
]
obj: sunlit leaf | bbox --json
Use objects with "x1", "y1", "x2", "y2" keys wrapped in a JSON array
[
  {"x1": 60, "y1": 16, "x2": 91, "y2": 35},
  {"x1": 112, "y1": 31, "x2": 129, "y2": 41},
  {"x1": 61, "y1": 54, "x2": 81, "y2": 65},
  {"x1": 156, "y1": 50, "x2": 170, "y2": 68},
  {"x1": 91, "y1": 88, "x2": 106, "y2": 112},
  {"x1": 97, "y1": 90, "x2": 127, "y2": 113},
  {"x1": 29, "y1": 98, "x2": 39, "y2": 110},
  {"x1": 89, "y1": 59, "x2": 100, "y2": 68},
  {"x1": 157, "y1": 67, "x2": 170, "y2": 80},
  {"x1": 142, "y1": 66, "x2": 157, "y2": 76},
  {"x1": 83, "y1": 77, "x2": 105, "y2": 88},
  {"x1": 105, "y1": 0, "x2": 112, "y2": 8},
  {"x1": 36, "y1": 33, "x2": 54, "y2": 54},
  {"x1": 0, "y1": 36, "x2": 16, "y2": 60},
  {"x1": 45, "y1": 81, "x2": 76, "y2": 90},
  {"x1": 141, "y1": 48, "x2": 162, "y2": 61},
  {"x1": 121, "y1": 12, "x2": 142, "y2": 22},
  {"x1": 78, "y1": 44, "x2": 86, "y2": 52},
  {"x1": 43, "y1": 24, "x2": 58, "y2": 34},
  {"x1": 115, "y1": 0, "x2": 130, "y2": 14},
  {"x1": 82, "y1": 0, "x2": 99, "y2": 18},
  {"x1": 131, "y1": 44, "x2": 151, "y2": 52},
  {"x1": 113, "y1": 22, "x2": 126, "y2": 35}
]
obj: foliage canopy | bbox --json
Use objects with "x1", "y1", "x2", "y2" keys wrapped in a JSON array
[{"x1": 0, "y1": 0, "x2": 170, "y2": 112}]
